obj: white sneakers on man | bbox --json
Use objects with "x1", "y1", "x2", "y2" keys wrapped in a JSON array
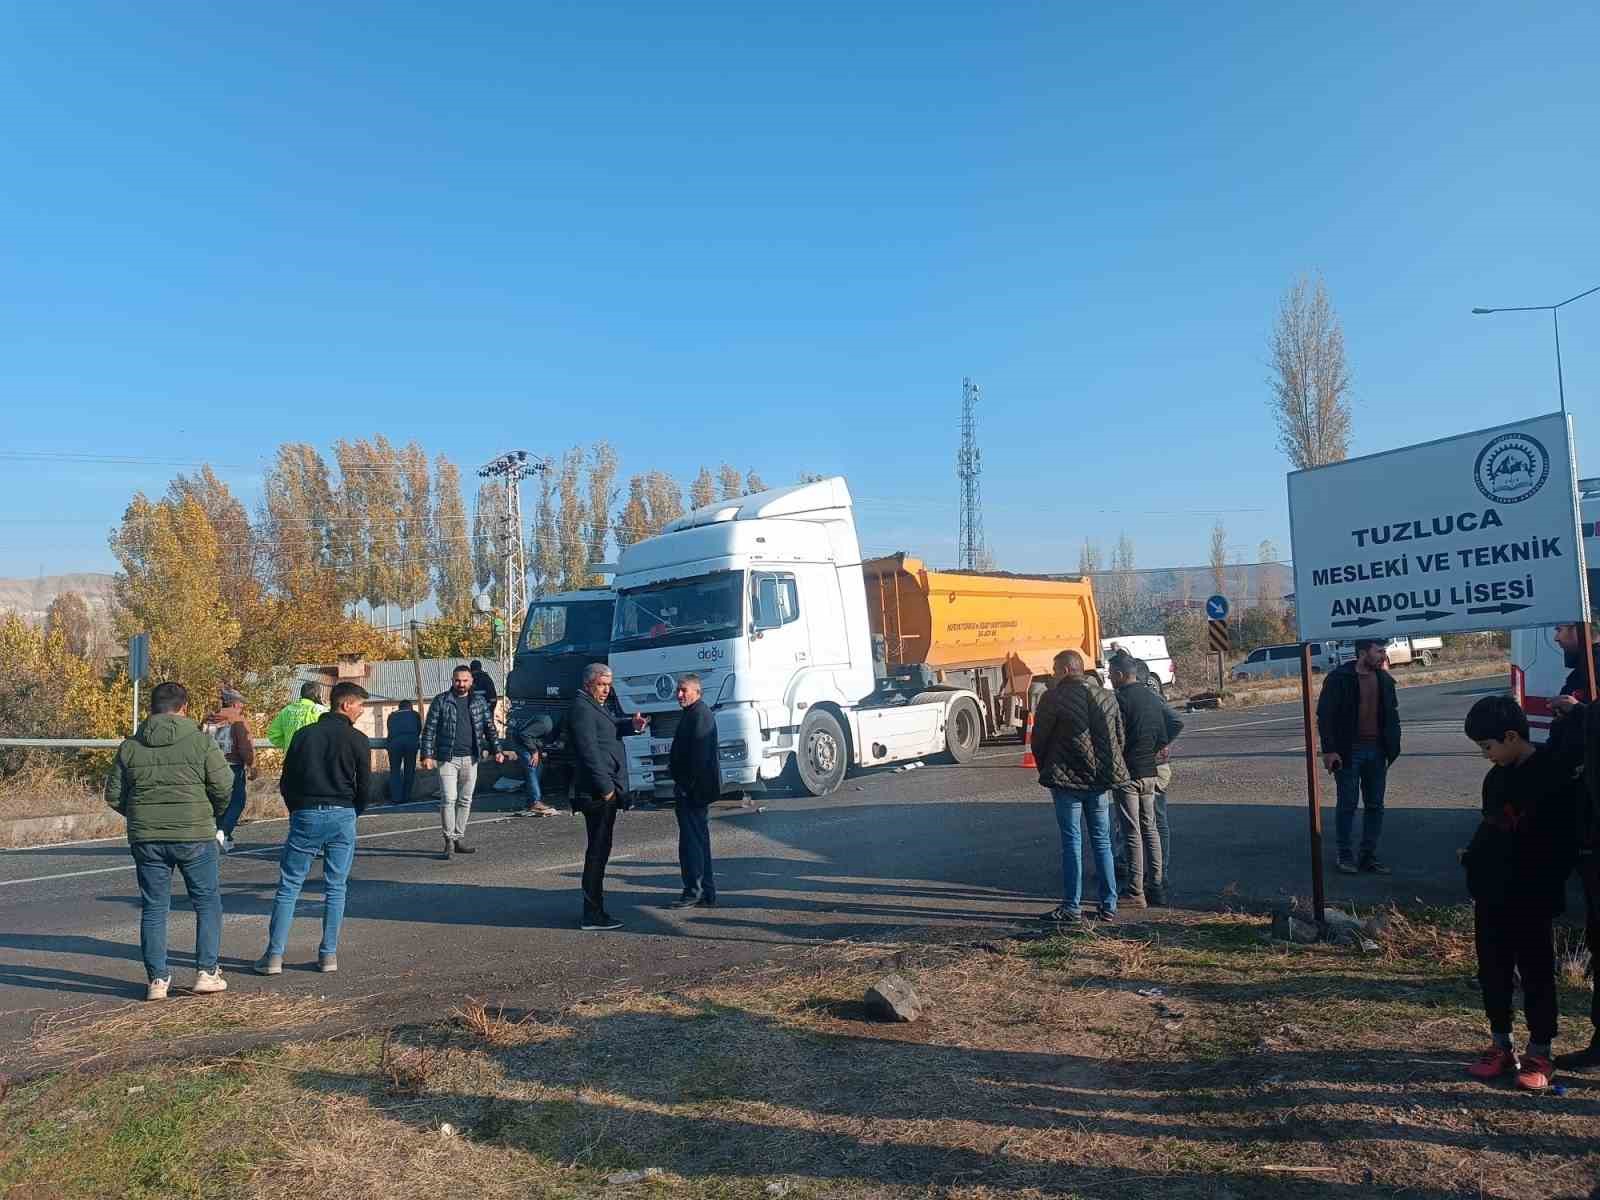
[
  {"x1": 146, "y1": 977, "x2": 171, "y2": 1001},
  {"x1": 214, "y1": 829, "x2": 235, "y2": 854},
  {"x1": 193, "y1": 969, "x2": 228, "y2": 994}
]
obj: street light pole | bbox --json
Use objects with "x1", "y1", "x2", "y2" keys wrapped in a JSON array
[{"x1": 1472, "y1": 283, "x2": 1600, "y2": 415}]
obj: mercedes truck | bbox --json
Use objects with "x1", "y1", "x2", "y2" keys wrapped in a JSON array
[{"x1": 608, "y1": 477, "x2": 1097, "y2": 799}]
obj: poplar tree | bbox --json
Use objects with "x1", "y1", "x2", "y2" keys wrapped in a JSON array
[
  {"x1": 689, "y1": 467, "x2": 716, "y2": 509},
  {"x1": 432, "y1": 456, "x2": 474, "y2": 616}
]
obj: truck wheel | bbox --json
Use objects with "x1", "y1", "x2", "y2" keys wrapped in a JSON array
[
  {"x1": 942, "y1": 699, "x2": 981, "y2": 764},
  {"x1": 1418, "y1": 652, "x2": 1434, "y2": 668},
  {"x1": 795, "y1": 709, "x2": 848, "y2": 796}
]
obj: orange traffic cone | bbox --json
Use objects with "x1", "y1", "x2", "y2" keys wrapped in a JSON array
[{"x1": 1019, "y1": 707, "x2": 1037, "y2": 768}]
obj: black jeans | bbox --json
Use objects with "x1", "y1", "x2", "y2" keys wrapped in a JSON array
[
  {"x1": 675, "y1": 801, "x2": 716, "y2": 901},
  {"x1": 1475, "y1": 902, "x2": 1557, "y2": 1044},
  {"x1": 387, "y1": 746, "x2": 417, "y2": 805},
  {"x1": 580, "y1": 794, "x2": 619, "y2": 916}
]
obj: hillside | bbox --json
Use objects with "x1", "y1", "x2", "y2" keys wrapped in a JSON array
[{"x1": 0, "y1": 573, "x2": 116, "y2": 624}]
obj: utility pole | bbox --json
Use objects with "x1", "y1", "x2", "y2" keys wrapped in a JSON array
[
  {"x1": 478, "y1": 450, "x2": 545, "y2": 670},
  {"x1": 957, "y1": 377, "x2": 986, "y2": 570}
]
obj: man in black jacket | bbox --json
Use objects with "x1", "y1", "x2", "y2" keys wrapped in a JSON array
[
  {"x1": 256, "y1": 681, "x2": 371, "y2": 977},
  {"x1": 1109, "y1": 654, "x2": 1182, "y2": 906},
  {"x1": 1316, "y1": 639, "x2": 1401, "y2": 875},
  {"x1": 420, "y1": 666, "x2": 506, "y2": 861},
  {"x1": 1551, "y1": 624, "x2": 1600, "y2": 1072},
  {"x1": 668, "y1": 673, "x2": 719, "y2": 908},
  {"x1": 569, "y1": 663, "x2": 647, "y2": 930}
]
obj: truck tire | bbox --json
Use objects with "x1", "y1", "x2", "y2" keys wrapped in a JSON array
[
  {"x1": 942, "y1": 698, "x2": 981, "y2": 764},
  {"x1": 1417, "y1": 652, "x2": 1434, "y2": 668},
  {"x1": 794, "y1": 709, "x2": 848, "y2": 796}
]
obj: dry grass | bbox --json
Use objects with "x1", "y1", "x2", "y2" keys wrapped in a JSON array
[
  {"x1": 5, "y1": 908, "x2": 1598, "y2": 1200},
  {"x1": 0, "y1": 759, "x2": 103, "y2": 820}
]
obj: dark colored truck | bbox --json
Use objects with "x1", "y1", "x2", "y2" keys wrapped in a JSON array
[{"x1": 505, "y1": 588, "x2": 619, "y2": 794}]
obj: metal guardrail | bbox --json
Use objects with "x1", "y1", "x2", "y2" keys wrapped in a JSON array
[{"x1": 0, "y1": 738, "x2": 394, "y2": 750}]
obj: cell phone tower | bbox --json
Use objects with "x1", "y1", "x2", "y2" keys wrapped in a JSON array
[
  {"x1": 478, "y1": 450, "x2": 545, "y2": 668},
  {"x1": 957, "y1": 377, "x2": 985, "y2": 570}
]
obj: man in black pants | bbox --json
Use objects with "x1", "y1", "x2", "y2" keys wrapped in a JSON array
[
  {"x1": 668, "y1": 673, "x2": 719, "y2": 908},
  {"x1": 568, "y1": 663, "x2": 647, "y2": 931}
]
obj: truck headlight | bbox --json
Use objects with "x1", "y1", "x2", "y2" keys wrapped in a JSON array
[
  {"x1": 715, "y1": 672, "x2": 737, "y2": 706},
  {"x1": 719, "y1": 739, "x2": 747, "y2": 762}
]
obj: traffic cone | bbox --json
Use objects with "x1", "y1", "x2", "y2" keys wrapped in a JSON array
[{"x1": 1019, "y1": 706, "x2": 1036, "y2": 768}]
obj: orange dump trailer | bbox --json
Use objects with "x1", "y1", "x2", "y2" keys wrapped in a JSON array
[{"x1": 861, "y1": 554, "x2": 1102, "y2": 740}]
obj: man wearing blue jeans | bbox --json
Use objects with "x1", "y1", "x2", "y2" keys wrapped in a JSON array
[
  {"x1": 256, "y1": 681, "x2": 372, "y2": 976},
  {"x1": 1030, "y1": 649, "x2": 1131, "y2": 926},
  {"x1": 1316, "y1": 639, "x2": 1401, "y2": 875},
  {"x1": 106, "y1": 680, "x2": 235, "y2": 1000}
]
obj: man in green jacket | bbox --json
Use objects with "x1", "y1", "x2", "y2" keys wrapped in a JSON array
[
  {"x1": 105, "y1": 681, "x2": 235, "y2": 1000},
  {"x1": 268, "y1": 682, "x2": 327, "y2": 751}
]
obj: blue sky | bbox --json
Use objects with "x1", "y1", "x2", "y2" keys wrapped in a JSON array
[{"x1": 3, "y1": 2, "x2": 1597, "y2": 580}]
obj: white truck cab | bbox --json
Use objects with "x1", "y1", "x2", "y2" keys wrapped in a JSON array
[{"x1": 609, "y1": 477, "x2": 985, "y2": 799}]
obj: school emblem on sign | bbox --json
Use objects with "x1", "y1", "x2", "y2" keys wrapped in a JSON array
[{"x1": 1474, "y1": 432, "x2": 1549, "y2": 504}]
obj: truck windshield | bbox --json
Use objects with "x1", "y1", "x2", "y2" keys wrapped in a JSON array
[
  {"x1": 519, "y1": 599, "x2": 615, "y2": 655},
  {"x1": 613, "y1": 571, "x2": 743, "y2": 650}
]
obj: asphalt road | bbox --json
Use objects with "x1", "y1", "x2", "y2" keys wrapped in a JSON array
[{"x1": 0, "y1": 674, "x2": 1507, "y2": 1061}]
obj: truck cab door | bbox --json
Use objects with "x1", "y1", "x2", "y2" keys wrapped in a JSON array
[{"x1": 749, "y1": 571, "x2": 810, "y2": 700}]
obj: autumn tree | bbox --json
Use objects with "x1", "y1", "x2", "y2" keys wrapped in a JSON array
[
  {"x1": 330, "y1": 439, "x2": 371, "y2": 607},
  {"x1": 644, "y1": 471, "x2": 684, "y2": 533},
  {"x1": 473, "y1": 478, "x2": 507, "y2": 599},
  {"x1": 169, "y1": 466, "x2": 258, "y2": 615},
  {"x1": 110, "y1": 493, "x2": 241, "y2": 705},
  {"x1": 393, "y1": 441, "x2": 433, "y2": 615},
  {"x1": 1269, "y1": 272, "x2": 1352, "y2": 469},
  {"x1": 583, "y1": 442, "x2": 619, "y2": 567},
  {"x1": 531, "y1": 462, "x2": 560, "y2": 598},
  {"x1": 745, "y1": 470, "x2": 767, "y2": 494},
  {"x1": 615, "y1": 476, "x2": 652, "y2": 550},
  {"x1": 261, "y1": 444, "x2": 337, "y2": 602},
  {"x1": 45, "y1": 591, "x2": 94, "y2": 660},
  {"x1": 432, "y1": 456, "x2": 474, "y2": 616},
  {"x1": 718, "y1": 463, "x2": 744, "y2": 501},
  {"x1": 360, "y1": 436, "x2": 406, "y2": 615},
  {"x1": 555, "y1": 447, "x2": 589, "y2": 591},
  {"x1": 689, "y1": 467, "x2": 716, "y2": 509}
]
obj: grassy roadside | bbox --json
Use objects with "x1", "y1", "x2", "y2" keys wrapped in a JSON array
[
  {"x1": 5, "y1": 907, "x2": 1596, "y2": 1199},
  {"x1": 1196, "y1": 655, "x2": 1507, "y2": 711}
]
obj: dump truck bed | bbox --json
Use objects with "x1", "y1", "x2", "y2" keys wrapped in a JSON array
[{"x1": 862, "y1": 554, "x2": 1101, "y2": 677}]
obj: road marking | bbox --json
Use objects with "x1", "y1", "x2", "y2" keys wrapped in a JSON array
[{"x1": 0, "y1": 813, "x2": 521, "y2": 889}]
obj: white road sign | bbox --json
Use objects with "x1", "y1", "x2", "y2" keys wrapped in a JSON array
[{"x1": 1288, "y1": 412, "x2": 1588, "y2": 641}]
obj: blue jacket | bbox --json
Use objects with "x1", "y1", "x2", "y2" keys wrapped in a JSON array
[{"x1": 386, "y1": 708, "x2": 421, "y2": 750}]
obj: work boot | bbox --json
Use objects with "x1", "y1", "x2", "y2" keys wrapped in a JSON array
[
  {"x1": 254, "y1": 953, "x2": 283, "y2": 976},
  {"x1": 1554, "y1": 1034, "x2": 1600, "y2": 1071}
]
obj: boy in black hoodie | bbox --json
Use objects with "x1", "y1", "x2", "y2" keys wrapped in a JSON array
[{"x1": 1461, "y1": 695, "x2": 1578, "y2": 1091}]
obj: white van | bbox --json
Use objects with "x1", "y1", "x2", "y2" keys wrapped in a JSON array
[
  {"x1": 1231, "y1": 641, "x2": 1337, "y2": 682},
  {"x1": 1102, "y1": 635, "x2": 1175, "y2": 697},
  {"x1": 1510, "y1": 479, "x2": 1600, "y2": 742}
]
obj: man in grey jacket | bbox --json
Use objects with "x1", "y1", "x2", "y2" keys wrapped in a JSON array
[{"x1": 1030, "y1": 650, "x2": 1130, "y2": 926}]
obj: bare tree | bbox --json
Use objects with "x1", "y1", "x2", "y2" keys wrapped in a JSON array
[
  {"x1": 1269, "y1": 273, "x2": 1352, "y2": 469},
  {"x1": 1209, "y1": 520, "x2": 1228, "y2": 596},
  {"x1": 745, "y1": 470, "x2": 767, "y2": 494},
  {"x1": 1077, "y1": 540, "x2": 1102, "y2": 575},
  {"x1": 531, "y1": 463, "x2": 561, "y2": 598}
]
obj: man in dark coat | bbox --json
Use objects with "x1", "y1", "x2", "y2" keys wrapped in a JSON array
[
  {"x1": 1109, "y1": 653, "x2": 1182, "y2": 907},
  {"x1": 1316, "y1": 639, "x2": 1401, "y2": 875},
  {"x1": 668, "y1": 673, "x2": 719, "y2": 908},
  {"x1": 385, "y1": 700, "x2": 421, "y2": 806},
  {"x1": 1551, "y1": 622, "x2": 1600, "y2": 1072},
  {"x1": 569, "y1": 663, "x2": 647, "y2": 930},
  {"x1": 420, "y1": 665, "x2": 505, "y2": 860}
]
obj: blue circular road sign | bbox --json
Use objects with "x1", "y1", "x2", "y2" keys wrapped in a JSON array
[{"x1": 1205, "y1": 595, "x2": 1229, "y2": 621}]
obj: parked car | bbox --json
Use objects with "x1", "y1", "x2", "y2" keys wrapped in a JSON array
[
  {"x1": 1328, "y1": 635, "x2": 1442, "y2": 668},
  {"x1": 1231, "y1": 641, "x2": 1337, "y2": 682}
]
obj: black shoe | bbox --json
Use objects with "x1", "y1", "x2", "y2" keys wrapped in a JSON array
[
  {"x1": 1091, "y1": 907, "x2": 1117, "y2": 923},
  {"x1": 1554, "y1": 1035, "x2": 1600, "y2": 1071},
  {"x1": 669, "y1": 894, "x2": 700, "y2": 909},
  {"x1": 442, "y1": 840, "x2": 454, "y2": 861},
  {"x1": 1146, "y1": 887, "x2": 1166, "y2": 907},
  {"x1": 454, "y1": 841, "x2": 476, "y2": 855},
  {"x1": 580, "y1": 913, "x2": 622, "y2": 931},
  {"x1": 1039, "y1": 905, "x2": 1082, "y2": 925},
  {"x1": 1335, "y1": 857, "x2": 1358, "y2": 875},
  {"x1": 1359, "y1": 857, "x2": 1390, "y2": 875},
  {"x1": 694, "y1": 896, "x2": 717, "y2": 908}
]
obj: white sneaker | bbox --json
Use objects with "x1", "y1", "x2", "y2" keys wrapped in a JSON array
[
  {"x1": 146, "y1": 977, "x2": 171, "y2": 1001},
  {"x1": 215, "y1": 829, "x2": 227, "y2": 848},
  {"x1": 193, "y1": 968, "x2": 228, "y2": 995}
]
